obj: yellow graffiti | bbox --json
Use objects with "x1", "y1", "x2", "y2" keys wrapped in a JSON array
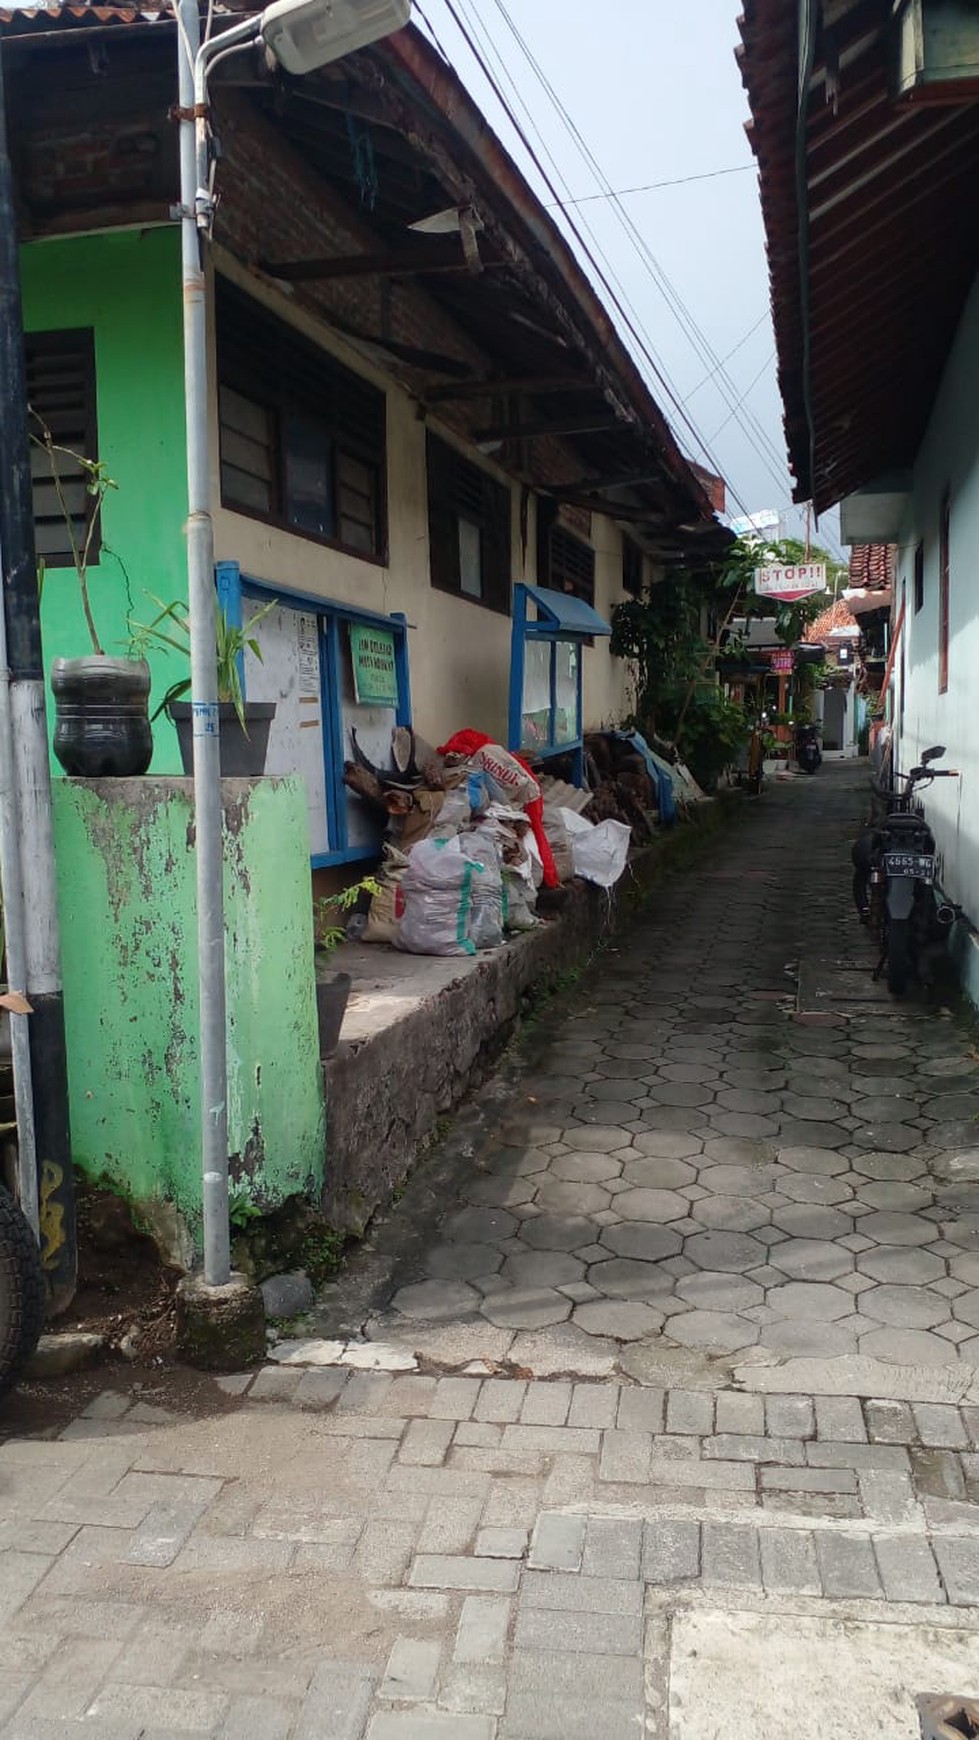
[{"x1": 39, "y1": 1160, "x2": 66, "y2": 1271}]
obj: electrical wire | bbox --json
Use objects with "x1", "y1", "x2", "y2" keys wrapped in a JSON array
[
  {"x1": 707, "y1": 351, "x2": 776, "y2": 444},
  {"x1": 685, "y1": 311, "x2": 770, "y2": 399},
  {"x1": 440, "y1": 0, "x2": 752, "y2": 515},
  {"x1": 480, "y1": 0, "x2": 793, "y2": 500},
  {"x1": 547, "y1": 164, "x2": 755, "y2": 207},
  {"x1": 422, "y1": 0, "x2": 836, "y2": 556}
]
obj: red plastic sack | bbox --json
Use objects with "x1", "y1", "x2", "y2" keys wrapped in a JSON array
[{"x1": 438, "y1": 731, "x2": 558, "y2": 889}]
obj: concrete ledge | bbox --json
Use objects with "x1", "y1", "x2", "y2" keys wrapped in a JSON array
[
  {"x1": 951, "y1": 914, "x2": 979, "y2": 1015},
  {"x1": 321, "y1": 795, "x2": 743, "y2": 1233}
]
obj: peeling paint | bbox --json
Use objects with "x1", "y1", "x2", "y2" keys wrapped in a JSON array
[{"x1": 52, "y1": 777, "x2": 325, "y2": 1249}]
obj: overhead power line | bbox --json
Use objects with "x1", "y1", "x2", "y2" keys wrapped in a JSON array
[
  {"x1": 547, "y1": 164, "x2": 755, "y2": 207},
  {"x1": 478, "y1": 0, "x2": 793, "y2": 503},
  {"x1": 432, "y1": 0, "x2": 753, "y2": 516}
]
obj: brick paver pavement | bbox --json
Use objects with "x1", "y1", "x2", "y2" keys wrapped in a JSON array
[{"x1": 4, "y1": 763, "x2": 979, "y2": 1734}]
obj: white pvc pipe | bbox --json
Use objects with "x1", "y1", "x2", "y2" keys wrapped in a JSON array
[{"x1": 0, "y1": 541, "x2": 38, "y2": 1235}]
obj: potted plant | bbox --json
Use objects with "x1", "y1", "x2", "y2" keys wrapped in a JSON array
[
  {"x1": 32, "y1": 413, "x2": 154, "y2": 778},
  {"x1": 134, "y1": 594, "x2": 277, "y2": 777},
  {"x1": 314, "y1": 876, "x2": 379, "y2": 1057}
]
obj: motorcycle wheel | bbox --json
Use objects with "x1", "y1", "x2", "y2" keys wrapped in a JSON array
[
  {"x1": 0, "y1": 1185, "x2": 46, "y2": 1401},
  {"x1": 886, "y1": 917, "x2": 912, "y2": 997}
]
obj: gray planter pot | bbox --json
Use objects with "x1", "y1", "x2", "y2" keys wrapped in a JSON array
[{"x1": 169, "y1": 701, "x2": 275, "y2": 777}]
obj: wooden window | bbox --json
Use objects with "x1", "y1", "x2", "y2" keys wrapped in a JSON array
[
  {"x1": 622, "y1": 535, "x2": 644, "y2": 597},
  {"x1": 216, "y1": 277, "x2": 386, "y2": 561},
  {"x1": 913, "y1": 540, "x2": 924, "y2": 615},
  {"x1": 939, "y1": 490, "x2": 950, "y2": 694},
  {"x1": 546, "y1": 525, "x2": 596, "y2": 607},
  {"x1": 426, "y1": 432, "x2": 511, "y2": 613},
  {"x1": 25, "y1": 328, "x2": 99, "y2": 568}
]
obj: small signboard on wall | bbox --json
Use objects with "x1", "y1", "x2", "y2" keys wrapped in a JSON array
[{"x1": 350, "y1": 623, "x2": 398, "y2": 707}]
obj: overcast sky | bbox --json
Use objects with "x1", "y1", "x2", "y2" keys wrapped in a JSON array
[{"x1": 415, "y1": 0, "x2": 844, "y2": 559}]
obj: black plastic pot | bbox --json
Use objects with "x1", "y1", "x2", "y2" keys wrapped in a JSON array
[
  {"x1": 169, "y1": 701, "x2": 276, "y2": 777},
  {"x1": 315, "y1": 971, "x2": 351, "y2": 1059},
  {"x1": 51, "y1": 656, "x2": 153, "y2": 777}
]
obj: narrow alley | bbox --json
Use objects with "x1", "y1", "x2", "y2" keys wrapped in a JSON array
[
  {"x1": 320, "y1": 760, "x2": 979, "y2": 1382},
  {"x1": 3, "y1": 769, "x2": 979, "y2": 1737}
]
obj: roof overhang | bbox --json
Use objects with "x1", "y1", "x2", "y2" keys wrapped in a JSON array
[
  {"x1": 522, "y1": 584, "x2": 611, "y2": 639},
  {"x1": 840, "y1": 477, "x2": 911, "y2": 543},
  {"x1": 738, "y1": 0, "x2": 979, "y2": 512},
  {"x1": 2, "y1": 5, "x2": 730, "y2": 558}
]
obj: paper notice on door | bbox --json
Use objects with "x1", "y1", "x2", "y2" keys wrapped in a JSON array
[{"x1": 297, "y1": 613, "x2": 320, "y2": 699}]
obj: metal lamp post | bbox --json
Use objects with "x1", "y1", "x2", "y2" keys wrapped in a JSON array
[{"x1": 175, "y1": 0, "x2": 410, "y2": 1286}]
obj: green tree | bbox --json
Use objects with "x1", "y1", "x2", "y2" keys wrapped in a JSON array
[{"x1": 609, "y1": 534, "x2": 842, "y2": 789}]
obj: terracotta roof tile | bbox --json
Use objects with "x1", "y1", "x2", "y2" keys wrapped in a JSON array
[
  {"x1": 805, "y1": 598, "x2": 860, "y2": 643},
  {"x1": 847, "y1": 544, "x2": 895, "y2": 591}
]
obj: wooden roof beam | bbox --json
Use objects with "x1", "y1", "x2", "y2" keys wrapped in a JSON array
[
  {"x1": 259, "y1": 243, "x2": 502, "y2": 281},
  {"x1": 423, "y1": 373, "x2": 593, "y2": 401}
]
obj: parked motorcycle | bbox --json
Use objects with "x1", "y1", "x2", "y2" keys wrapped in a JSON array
[
  {"x1": 851, "y1": 745, "x2": 960, "y2": 995},
  {"x1": 795, "y1": 723, "x2": 822, "y2": 775},
  {"x1": 0, "y1": 1185, "x2": 45, "y2": 1400}
]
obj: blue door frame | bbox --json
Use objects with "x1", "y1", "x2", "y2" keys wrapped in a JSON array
[
  {"x1": 507, "y1": 582, "x2": 611, "y2": 787},
  {"x1": 216, "y1": 559, "x2": 412, "y2": 868}
]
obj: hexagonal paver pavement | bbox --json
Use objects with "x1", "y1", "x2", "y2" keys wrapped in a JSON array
[{"x1": 370, "y1": 767, "x2": 979, "y2": 1371}]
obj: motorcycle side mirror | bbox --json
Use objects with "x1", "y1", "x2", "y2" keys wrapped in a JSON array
[{"x1": 922, "y1": 745, "x2": 946, "y2": 763}]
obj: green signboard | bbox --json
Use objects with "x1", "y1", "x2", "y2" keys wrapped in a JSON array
[{"x1": 350, "y1": 623, "x2": 398, "y2": 707}]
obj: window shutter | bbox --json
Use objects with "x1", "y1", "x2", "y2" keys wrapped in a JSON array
[
  {"x1": 481, "y1": 471, "x2": 511, "y2": 614},
  {"x1": 26, "y1": 329, "x2": 98, "y2": 567},
  {"x1": 426, "y1": 432, "x2": 461, "y2": 591}
]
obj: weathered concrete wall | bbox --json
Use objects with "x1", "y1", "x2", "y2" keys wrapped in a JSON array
[
  {"x1": 52, "y1": 777, "x2": 326, "y2": 1260},
  {"x1": 321, "y1": 800, "x2": 741, "y2": 1233}
]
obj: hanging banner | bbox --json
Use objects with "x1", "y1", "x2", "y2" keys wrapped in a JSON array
[
  {"x1": 754, "y1": 562, "x2": 827, "y2": 602},
  {"x1": 350, "y1": 623, "x2": 398, "y2": 707}
]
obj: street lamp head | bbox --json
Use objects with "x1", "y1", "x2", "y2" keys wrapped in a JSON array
[{"x1": 260, "y1": 0, "x2": 410, "y2": 75}]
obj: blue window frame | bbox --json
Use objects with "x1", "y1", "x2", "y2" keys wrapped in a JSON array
[
  {"x1": 216, "y1": 559, "x2": 411, "y2": 868},
  {"x1": 507, "y1": 583, "x2": 612, "y2": 786}
]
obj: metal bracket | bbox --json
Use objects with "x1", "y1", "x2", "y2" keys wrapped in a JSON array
[{"x1": 168, "y1": 102, "x2": 209, "y2": 122}]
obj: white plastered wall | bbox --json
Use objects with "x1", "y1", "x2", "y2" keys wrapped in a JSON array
[{"x1": 208, "y1": 256, "x2": 634, "y2": 754}]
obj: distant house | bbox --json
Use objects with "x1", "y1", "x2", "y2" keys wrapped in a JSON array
[
  {"x1": 803, "y1": 599, "x2": 862, "y2": 758},
  {"x1": 4, "y1": 4, "x2": 727, "y2": 873},
  {"x1": 739, "y1": 0, "x2": 979, "y2": 996}
]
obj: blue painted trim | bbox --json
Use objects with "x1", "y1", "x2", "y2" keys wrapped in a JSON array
[
  {"x1": 508, "y1": 582, "x2": 588, "y2": 767},
  {"x1": 391, "y1": 611, "x2": 412, "y2": 728},
  {"x1": 232, "y1": 569, "x2": 414, "y2": 868},
  {"x1": 573, "y1": 643, "x2": 585, "y2": 786},
  {"x1": 215, "y1": 559, "x2": 245, "y2": 698},
  {"x1": 312, "y1": 845, "x2": 377, "y2": 869},
  {"x1": 323, "y1": 613, "x2": 347, "y2": 855},
  {"x1": 239, "y1": 571, "x2": 407, "y2": 635}
]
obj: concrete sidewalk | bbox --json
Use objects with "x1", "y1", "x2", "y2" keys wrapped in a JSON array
[
  {"x1": 1, "y1": 1364, "x2": 979, "y2": 1736},
  {"x1": 3, "y1": 761, "x2": 979, "y2": 1735}
]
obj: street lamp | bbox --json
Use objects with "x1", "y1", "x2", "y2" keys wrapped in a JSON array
[{"x1": 176, "y1": 0, "x2": 410, "y2": 1289}]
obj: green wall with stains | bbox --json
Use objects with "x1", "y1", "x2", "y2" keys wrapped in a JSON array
[
  {"x1": 20, "y1": 227, "x2": 188, "y2": 770},
  {"x1": 51, "y1": 776, "x2": 326, "y2": 1258}
]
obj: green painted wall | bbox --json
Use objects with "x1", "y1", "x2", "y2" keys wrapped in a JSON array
[
  {"x1": 51, "y1": 776, "x2": 326, "y2": 1258},
  {"x1": 20, "y1": 228, "x2": 188, "y2": 771}
]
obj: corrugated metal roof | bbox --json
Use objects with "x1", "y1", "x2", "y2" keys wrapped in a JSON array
[{"x1": 738, "y1": 0, "x2": 979, "y2": 512}]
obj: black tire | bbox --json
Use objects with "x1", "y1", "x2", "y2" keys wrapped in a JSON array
[
  {"x1": 886, "y1": 917, "x2": 912, "y2": 996},
  {"x1": 0, "y1": 1186, "x2": 46, "y2": 1400}
]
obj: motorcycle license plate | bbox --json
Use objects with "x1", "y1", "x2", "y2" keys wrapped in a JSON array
[{"x1": 883, "y1": 851, "x2": 935, "y2": 881}]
